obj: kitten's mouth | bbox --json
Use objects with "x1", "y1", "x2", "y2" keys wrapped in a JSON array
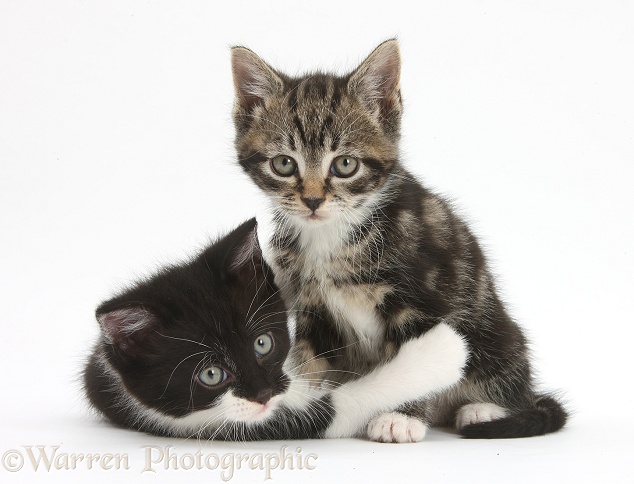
[
  {"x1": 303, "y1": 211, "x2": 327, "y2": 221},
  {"x1": 250, "y1": 397, "x2": 279, "y2": 421},
  {"x1": 257, "y1": 402, "x2": 272, "y2": 414}
]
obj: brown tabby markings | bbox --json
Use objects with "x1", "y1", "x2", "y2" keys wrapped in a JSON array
[{"x1": 231, "y1": 40, "x2": 567, "y2": 439}]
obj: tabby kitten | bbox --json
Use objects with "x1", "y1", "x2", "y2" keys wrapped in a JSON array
[
  {"x1": 230, "y1": 40, "x2": 567, "y2": 441},
  {"x1": 84, "y1": 218, "x2": 468, "y2": 440}
]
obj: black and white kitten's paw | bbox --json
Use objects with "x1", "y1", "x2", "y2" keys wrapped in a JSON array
[
  {"x1": 455, "y1": 403, "x2": 508, "y2": 430},
  {"x1": 404, "y1": 322, "x2": 469, "y2": 391},
  {"x1": 367, "y1": 412, "x2": 428, "y2": 443}
]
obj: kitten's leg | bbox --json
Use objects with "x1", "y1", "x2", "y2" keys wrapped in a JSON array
[
  {"x1": 291, "y1": 338, "x2": 331, "y2": 389},
  {"x1": 454, "y1": 403, "x2": 508, "y2": 430},
  {"x1": 289, "y1": 308, "x2": 343, "y2": 388},
  {"x1": 324, "y1": 323, "x2": 467, "y2": 440}
]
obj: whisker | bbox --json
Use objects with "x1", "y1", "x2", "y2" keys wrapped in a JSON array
[
  {"x1": 160, "y1": 351, "x2": 209, "y2": 398},
  {"x1": 156, "y1": 332, "x2": 211, "y2": 349}
]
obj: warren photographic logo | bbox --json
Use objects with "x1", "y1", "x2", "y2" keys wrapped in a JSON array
[{"x1": 2, "y1": 444, "x2": 318, "y2": 481}]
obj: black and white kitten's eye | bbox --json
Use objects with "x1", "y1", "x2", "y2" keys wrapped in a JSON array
[
  {"x1": 270, "y1": 155, "x2": 297, "y2": 177},
  {"x1": 330, "y1": 156, "x2": 359, "y2": 178},
  {"x1": 254, "y1": 333, "x2": 273, "y2": 357},
  {"x1": 198, "y1": 366, "x2": 228, "y2": 387}
]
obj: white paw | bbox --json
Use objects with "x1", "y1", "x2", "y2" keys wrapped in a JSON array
[
  {"x1": 367, "y1": 412, "x2": 427, "y2": 443},
  {"x1": 455, "y1": 403, "x2": 508, "y2": 430},
  {"x1": 396, "y1": 323, "x2": 469, "y2": 391}
]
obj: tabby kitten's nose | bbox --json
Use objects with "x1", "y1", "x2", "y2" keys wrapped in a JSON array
[
  {"x1": 252, "y1": 388, "x2": 273, "y2": 405},
  {"x1": 301, "y1": 197, "x2": 325, "y2": 212}
]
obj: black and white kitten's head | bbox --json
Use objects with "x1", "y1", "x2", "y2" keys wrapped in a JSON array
[
  {"x1": 84, "y1": 219, "x2": 291, "y2": 437},
  {"x1": 231, "y1": 40, "x2": 402, "y2": 229}
]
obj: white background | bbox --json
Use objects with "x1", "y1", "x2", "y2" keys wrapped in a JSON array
[{"x1": 1, "y1": 1, "x2": 633, "y2": 482}]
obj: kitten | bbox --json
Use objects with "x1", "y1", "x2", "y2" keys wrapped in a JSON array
[
  {"x1": 230, "y1": 40, "x2": 568, "y2": 441},
  {"x1": 84, "y1": 218, "x2": 468, "y2": 440}
]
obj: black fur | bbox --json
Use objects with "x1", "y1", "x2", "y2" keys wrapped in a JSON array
[
  {"x1": 83, "y1": 218, "x2": 335, "y2": 440},
  {"x1": 460, "y1": 395, "x2": 568, "y2": 439}
]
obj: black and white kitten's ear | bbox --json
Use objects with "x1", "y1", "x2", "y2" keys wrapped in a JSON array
[
  {"x1": 96, "y1": 306, "x2": 159, "y2": 359},
  {"x1": 348, "y1": 39, "x2": 402, "y2": 117},
  {"x1": 231, "y1": 46, "x2": 284, "y2": 112},
  {"x1": 224, "y1": 219, "x2": 266, "y2": 287}
]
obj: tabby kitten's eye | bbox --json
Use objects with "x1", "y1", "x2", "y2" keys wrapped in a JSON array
[
  {"x1": 331, "y1": 156, "x2": 359, "y2": 178},
  {"x1": 198, "y1": 366, "x2": 228, "y2": 387},
  {"x1": 270, "y1": 155, "x2": 297, "y2": 177},
  {"x1": 254, "y1": 333, "x2": 273, "y2": 357}
]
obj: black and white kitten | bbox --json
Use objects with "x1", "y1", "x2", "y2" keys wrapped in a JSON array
[
  {"x1": 230, "y1": 40, "x2": 568, "y2": 441},
  {"x1": 84, "y1": 218, "x2": 468, "y2": 440}
]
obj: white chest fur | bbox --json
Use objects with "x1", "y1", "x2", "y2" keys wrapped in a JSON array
[
  {"x1": 257, "y1": 207, "x2": 388, "y2": 351},
  {"x1": 322, "y1": 282, "x2": 386, "y2": 350},
  {"x1": 298, "y1": 221, "x2": 387, "y2": 351}
]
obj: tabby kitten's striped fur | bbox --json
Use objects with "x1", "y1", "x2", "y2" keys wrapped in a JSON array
[
  {"x1": 84, "y1": 218, "x2": 468, "y2": 440},
  {"x1": 230, "y1": 40, "x2": 567, "y2": 441}
]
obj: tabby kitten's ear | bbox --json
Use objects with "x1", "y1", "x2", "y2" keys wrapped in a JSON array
[
  {"x1": 348, "y1": 39, "x2": 402, "y2": 118},
  {"x1": 97, "y1": 307, "x2": 160, "y2": 360},
  {"x1": 231, "y1": 46, "x2": 283, "y2": 112}
]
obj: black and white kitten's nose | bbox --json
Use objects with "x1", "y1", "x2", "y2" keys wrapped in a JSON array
[
  {"x1": 251, "y1": 389, "x2": 273, "y2": 405},
  {"x1": 301, "y1": 197, "x2": 325, "y2": 212}
]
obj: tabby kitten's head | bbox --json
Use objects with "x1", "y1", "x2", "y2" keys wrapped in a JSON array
[
  {"x1": 86, "y1": 219, "x2": 291, "y2": 434},
  {"x1": 231, "y1": 40, "x2": 402, "y2": 227}
]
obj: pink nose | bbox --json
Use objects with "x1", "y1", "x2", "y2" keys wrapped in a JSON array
[{"x1": 251, "y1": 389, "x2": 272, "y2": 405}]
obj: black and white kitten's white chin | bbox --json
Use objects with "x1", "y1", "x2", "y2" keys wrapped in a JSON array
[{"x1": 220, "y1": 392, "x2": 283, "y2": 423}]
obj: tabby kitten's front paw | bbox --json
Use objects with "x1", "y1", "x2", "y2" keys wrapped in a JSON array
[{"x1": 367, "y1": 412, "x2": 427, "y2": 443}]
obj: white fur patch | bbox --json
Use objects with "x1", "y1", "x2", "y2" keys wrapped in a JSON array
[
  {"x1": 455, "y1": 402, "x2": 508, "y2": 430},
  {"x1": 296, "y1": 214, "x2": 349, "y2": 260},
  {"x1": 95, "y1": 352, "x2": 287, "y2": 439},
  {"x1": 325, "y1": 285, "x2": 384, "y2": 350},
  {"x1": 96, "y1": 323, "x2": 467, "y2": 441},
  {"x1": 216, "y1": 392, "x2": 281, "y2": 423},
  {"x1": 323, "y1": 322, "x2": 468, "y2": 439},
  {"x1": 141, "y1": 390, "x2": 285, "y2": 440},
  {"x1": 159, "y1": 392, "x2": 281, "y2": 437},
  {"x1": 367, "y1": 412, "x2": 427, "y2": 443}
]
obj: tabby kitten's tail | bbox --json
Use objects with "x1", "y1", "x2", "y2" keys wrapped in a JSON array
[{"x1": 459, "y1": 394, "x2": 567, "y2": 439}]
